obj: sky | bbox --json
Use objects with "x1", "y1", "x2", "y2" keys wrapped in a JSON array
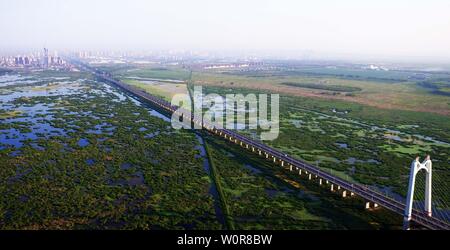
[{"x1": 1, "y1": 0, "x2": 449, "y2": 62}]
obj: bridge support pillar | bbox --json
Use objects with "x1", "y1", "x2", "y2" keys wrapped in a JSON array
[
  {"x1": 350, "y1": 192, "x2": 354, "y2": 197},
  {"x1": 330, "y1": 184, "x2": 334, "y2": 192},
  {"x1": 342, "y1": 190, "x2": 347, "y2": 198},
  {"x1": 326, "y1": 180, "x2": 329, "y2": 184},
  {"x1": 299, "y1": 169, "x2": 302, "y2": 175},
  {"x1": 337, "y1": 186, "x2": 341, "y2": 190},
  {"x1": 308, "y1": 174, "x2": 312, "y2": 180},
  {"x1": 364, "y1": 202, "x2": 379, "y2": 210},
  {"x1": 273, "y1": 157, "x2": 276, "y2": 163},
  {"x1": 403, "y1": 156, "x2": 433, "y2": 230},
  {"x1": 403, "y1": 218, "x2": 411, "y2": 230},
  {"x1": 319, "y1": 179, "x2": 322, "y2": 185}
]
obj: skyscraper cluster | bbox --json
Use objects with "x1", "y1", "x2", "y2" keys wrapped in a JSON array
[{"x1": 0, "y1": 48, "x2": 67, "y2": 69}]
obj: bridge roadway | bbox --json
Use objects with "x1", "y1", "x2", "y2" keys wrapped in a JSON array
[{"x1": 76, "y1": 61, "x2": 449, "y2": 230}]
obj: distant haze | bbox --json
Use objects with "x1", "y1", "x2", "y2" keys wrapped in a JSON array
[{"x1": 1, "y1": 0, "x2": 450, "y2": 62}]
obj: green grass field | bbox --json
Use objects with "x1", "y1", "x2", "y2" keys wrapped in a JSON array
[{"x1": 191, "y1": 69, "x2": 450, "y2": 116}]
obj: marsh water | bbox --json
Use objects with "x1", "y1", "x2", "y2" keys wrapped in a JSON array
[
  {"x1": 0, "y1": 75, "x2": 165, "y2": 149},
  {"x1": 0, "y1": 72, "x2": 228, "y2": 228},
  {"x1": 194, "y1": 133, "x2": 226, "y2": 227}
]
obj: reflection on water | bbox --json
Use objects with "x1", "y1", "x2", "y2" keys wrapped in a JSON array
[
  {"x1": 1, "y1": 80, "x2": 86, "y2": 103},
  {"x1": 77, "y1": 138, "x2": 89, "y2": 147},
  {"x1": 0, "y1": 74, "x2": 175, "y2": 151},
  {"x1": 243, "y1": 163, "x2": 262, "y2": 175},
  {"x1": 194, "y1": 133, "x2": 226, "y2": 227},
  {"x1": 345, "y1": 157, "x2": 380, "y2": 165},
  {"x1": 335, "y1": 142, "x2": 348, "y2": 149},
  {"x1": 292, "y1": 107, "x2": 450, "y2": 146}
]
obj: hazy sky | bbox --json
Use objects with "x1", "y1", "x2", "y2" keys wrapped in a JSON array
[{"x1": 1, "y1": 0, "x2": 449, "y2": 61}]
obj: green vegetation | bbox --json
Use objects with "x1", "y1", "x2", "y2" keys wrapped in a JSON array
[
  {"x1": 203, "y1": 139, "x2": 235, "y2": 229},
  {"x1": 192, "y1": 67, "x2": 450, "y2": 116},
  {"x1": 281, "y1": 82, "x2": 362, "y2": 92},
  {"x1": 202, "y1": 133, "x2": 402, "y2": 229},
  {"x1": 2, "y1": 63, "x2": 448, "y2": 229},
  {"x1": 0, "y1": 74, "x2": 220, "y2": 229},
  {"x1": 200, "y1": 85, "x2": 449, "y2": 204},
  {"x1": 0, "y1": 110, "x2": 22, "y2": 119},
  {"x1": 221, "y1": 67, "x2": 425, "y2": 82},
  {"x1": 121, "y1": 79, "x2": 187, "y2": 101},
  {"x1": 417, "y1": 79, "x2": 450, "y2": 96},
  {"x1": 93, "y1": 64, "x2": 191, "y2": 81},
  {"x1": 116, "y1": 63, "x2": 449, "y2": 212}
]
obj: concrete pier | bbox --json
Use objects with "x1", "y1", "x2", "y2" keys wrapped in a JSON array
[
  {"x1": 342, "y1": 190, "x2": 347, "y2": 198},
  {"x1": 403, "y1": 217, "x2": 411, "y2": 230},
  {"x1": 330, "y1": 184, "x2": 334, "y2": 192}
]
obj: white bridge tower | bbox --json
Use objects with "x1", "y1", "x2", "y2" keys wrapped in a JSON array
[{"x1": 403, "y1": 155, "x2": 432, "y2": 230}]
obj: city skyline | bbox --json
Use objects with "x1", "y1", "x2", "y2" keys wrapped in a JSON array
[{"x1": 1, "y1": 0, "x2": 450, "y2": 63}]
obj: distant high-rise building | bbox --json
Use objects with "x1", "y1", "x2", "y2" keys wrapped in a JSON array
[{"x1": 43, "y1": 48, "x2": 49, "y2": 68}]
